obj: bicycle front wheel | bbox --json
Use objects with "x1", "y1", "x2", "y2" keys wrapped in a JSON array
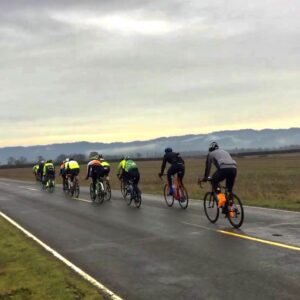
[
  {"x1": 164, "y1": 184, "x2": 174, "y2": 207},
  {"x1": 178, "y1": 186, "x2": 189, "y2": 209},
  {"x1": 204, "y1": 192, "x2": 219, "y2": 223},
  {"x1": 227, "y1": 194, "x2": 244, "y2": 228}
]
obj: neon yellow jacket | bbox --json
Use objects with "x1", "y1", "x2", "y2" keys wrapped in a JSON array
[
  {"x1": 43, "y1": 163, "x2": 54, "y2": 176},
  {"x1": 65, "y1": 160, "x2": 80, "y2": 170}
]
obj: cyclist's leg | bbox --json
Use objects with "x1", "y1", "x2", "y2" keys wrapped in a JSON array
[
  {"x1": 177, "y1": 164, "x2": 185, "y2": 185},
  {"x1": 167, "y1": 165, "x2": 176, "y2": 194},
  {"x1": 225, "y1": 168, "x2": 237, "y2": 197},
  {"x1": 211, "y1": 170, "x2": 226, "y2": 193}
]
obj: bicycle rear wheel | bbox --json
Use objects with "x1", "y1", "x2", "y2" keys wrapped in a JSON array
[
  {"x1": 121, "y1": 181, "x2": 126, "y2": 199},
  {"x1": 97, "y1": 182, "x2": 105, "y2": 204},
  {"x1": 227, "y1": 194, "x2": 244, "y2": 228},
  {"x1": 164, "y1": 184, "x2": 174, "y2": 207},
  {"x1": 90, "y1": 183, "x2": 96, "y2": 201},
  {"x1": 178, "y1": 186, "x2": 189, "y2": 209},
  {"x1": 74, "y1": 181, "x2": 80, "y2": 198},
  {"x1": 104, "y1": 181, "x2": 111, "y2": 201},
  {"x1": 204, "y1": 192, "x2": 219, "y2": 223},
  {"x1": 133, "y1": 186, "x2": 142, "y2": 208}
]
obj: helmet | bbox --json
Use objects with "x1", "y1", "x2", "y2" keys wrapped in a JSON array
[
  {"x1": 209, "y1": 142, "x2": 219, "y2": 152},
  {"x1": 65, "y1": 158, "x2": 70, "y2": 162},
  {"x1": 69, "y1": 157, "x2": 74, "y2": 161},
  {"x1": 97, "y1": 154, "x2": 103, "y2": 160},
  {"x1": 46, "y1": 159, "x2": 53, "y2": 163},
  {"x1": 165, "y1": 147, "x2": 173, "y2": 153},
  {"x1": 121, "y1": 155, "x2": 130, "y2": 161}
]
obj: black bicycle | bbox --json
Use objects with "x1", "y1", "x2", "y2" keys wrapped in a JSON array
[
  {"x1": 123, "y1": 179, "x2": 142, "y2": 208},
  {"x1": 199, "y1": 178, "x2": 244, "y2": 228},
  {"x1": 90, "y1": 177, "x2": 105, "y2": 204}
]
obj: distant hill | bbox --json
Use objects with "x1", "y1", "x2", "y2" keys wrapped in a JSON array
[{"x1": 1, "y1": 128, "x2": 300, "y2": 164}]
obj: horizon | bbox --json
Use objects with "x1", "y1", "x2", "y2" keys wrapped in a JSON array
[
  {"x1": 1, "y1": 126, "x2": 299, "y2": 149},
  {"x1": 1, "y1": 1, "x2": 299, "y2": 147}
]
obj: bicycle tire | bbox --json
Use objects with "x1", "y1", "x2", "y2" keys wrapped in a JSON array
[
  {"x1": 104, "y1": 181, "x2": 111, "y2": 201},
  {"x1": 133, "y1": 186, "x2": 142, "y2": 208},
  {"x1": 90, "y1": 183, "x2": 96, "y2": 201},
  {"x1": 121, "y1": 181, "x2": 126, "y2": 199},
  {"x1": 178, "y1": 186, "x2": 189, "y2": 209},
  {"x1": 126, "y1": 185, "x2": 132, "y2": 206},
  {"x1": 74, "y1": 183, "x2": 80, "y2": 198},
  {"x1": 164, "y1": 184, "x2": 174, "y2": 207},
  {"x1": 204, "y1": 192, "x2": 219, "y2": 223},
  {"x1": 227, "y1": 194, "x2": 244, "y2": 228},
  {"x1": 48, "y1": 180, "x2": 54, "y2": 193},
  {"x1": 97, "y1": 182, "x2": 105, "y2": 204}
]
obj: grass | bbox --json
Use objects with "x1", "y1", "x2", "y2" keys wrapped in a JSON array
[
  {"x1": 0, "y1": 153, "x2": 300, "y2": 211},
  {"x1": 0, "y1": 216, "x2": 104, "y2": 300}
]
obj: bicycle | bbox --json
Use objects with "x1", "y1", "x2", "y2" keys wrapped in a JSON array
[
  {"x1": 160, "y1": 174, "x2": 188, "y2": 209},
  {"x1": 67, "y1": 175, "x2": 80, "y2": 198},
  {"x1": 42, "y1": 176, "x2": 55, "y2": 193},
  {"x1": 123, "y1": 179, "x2": 142, "y2": 208},
  {"x1": 90, "y1": 177, "x2": 105, "y2": 204},
  {"x1": 199, "y1": 178, "x2": 244, "y2": 228}
]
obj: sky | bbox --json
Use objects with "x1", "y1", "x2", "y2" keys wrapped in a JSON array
[{"x1": 0, "y1": 0, "x2": 299, "y2": 147}]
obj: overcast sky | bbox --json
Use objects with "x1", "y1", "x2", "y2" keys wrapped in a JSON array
[{"x1": 0, "y1": 0, "x2": 299, "y2": 147}]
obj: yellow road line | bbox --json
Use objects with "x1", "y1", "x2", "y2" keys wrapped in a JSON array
[
  {"x1": 218, "y1": 230, "x2": 300, "y2": 252},
  {"x1": 182, "y1": 222, "x2": 300, "y2": 252}
]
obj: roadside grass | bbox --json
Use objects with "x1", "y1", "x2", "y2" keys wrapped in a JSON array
[
  {"x1": 0, "y1": 216, "x2": 104, "y2": 300},
  {"x1": 0, "y1": 153, "x2": 300, "y2": 211}
]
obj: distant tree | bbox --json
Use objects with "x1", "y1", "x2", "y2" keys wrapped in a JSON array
[
  {"x1": 55, "y1": 154, "x2": 67, "y2": 164},
  {"x1": 72, "y1": 154, "x2": 86, "y2": 163},
  {"x1": 88, "y1": 151, "x2": 98, "y2": 159},
  {"x1": 7, "y1": 157, "x2": 16, "y2": 165},
  {"x1": 37, "y1": 155, "x2": 45, "y2": 162},
  {"x1": 18, "y1": 156, "x2": 27, "y2": 165}
]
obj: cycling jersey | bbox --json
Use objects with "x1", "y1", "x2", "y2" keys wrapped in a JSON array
[
  {"x1": 117, "y1": 159, "x2": 138, "y2": 174},
  {"x1": 160, "y1": 152, "x2": 184, "y2": 175},
  {"x1": 204, "y1": 149, "x2": 237, "y2": 178},
  {"x1": 65, "y1": 160, "x2": 80, "y2": 170},
  {"x1": 43, "y1": 163, "x2": 55, "y2": 176}
]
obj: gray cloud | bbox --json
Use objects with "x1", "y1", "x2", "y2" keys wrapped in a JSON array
[{"x1": 0, "y1": 0, "x2": 299, "y2": 146}]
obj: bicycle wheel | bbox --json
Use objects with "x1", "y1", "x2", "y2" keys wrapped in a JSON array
[
  {"x1": 178, "y1": 186, "x2": 189, "y2": 209},
  {"x1": 227, "y1": 194, "x2": 244, "y2": 228},
  {"x1": 164, "y1": 184, "x2": 174, "y2": 207},
  {"x1": 74, "y1": 181, "x2": 80, "y2": 198},
  {"x1": 133, "y1": 186, "x2": 142, "y2": 208},
  {"x1": 90, "y1": 183, "x2": 96, "y2": 201},
  {"x1": 97, "y1": 182, "x2": 105, "y2": 204},
  {"x1": 126, "y1": 185, "x2": 132, "y2": 206},
  {"x1": 48, "y1": 180, "x2": 55, "y2": 193},
  {"x1": 104, "y1": 181, "x2": 111, "y2": 201},
  {"x1": 63, "y1": 179, "x2": 68, "y2": 194},
  {"x1": 204, "y1": 192, "x2": 219, "y2": 223},
  {"x1": 121, "y1": 181, "x2": 126, "y2": 199}
]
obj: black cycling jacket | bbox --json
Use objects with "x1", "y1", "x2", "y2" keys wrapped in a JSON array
[{"x1": 160, "y1": 152, "x2": 184, "y2": 174}]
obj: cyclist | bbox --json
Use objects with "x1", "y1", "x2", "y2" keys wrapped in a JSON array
[
  {"x1": 98, "y1": 155, "x2": 110, "y2": 177},
  {"x1": 38, "y1": 160, "x2": 45, "y2": 182},
  {"x1": 158, "y1": 148, "x2": 185, "y2": 195},
  {"x1": 65, "y1": 158, "x2": 80, "y2": 189},
  {"x1": 117, "y1": 156, "x2": 140, "y2": 189},
  {"x1": 43, "y1": 159, "x2": 55, "y2": 187},
  {"x1": 85, "y1": 154, "x2": 102, "y2": 193},
  {"x1": 32, "y1": 164, "x2": 39, "y2": 180},
  {"x1": 201, "y1": 142, "x2": 237, "y2": 208}
]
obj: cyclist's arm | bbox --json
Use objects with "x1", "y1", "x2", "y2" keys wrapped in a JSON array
[
  {"x1": 116, "y1": 161, "x2": 124, "y2": 175},
  {"x1": 85, "y1": 164, "x2": 91, "y2": 179},
  {"x1": 160, "y1": 155, "x2": 167, "y2": 175},
  {"x1": 204, "y1": 154, "x2": 212, "y2": 179}
]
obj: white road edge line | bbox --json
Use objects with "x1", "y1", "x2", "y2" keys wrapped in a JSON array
[{"x1": 0, "y1": 211, "x2": 123, "y2": 300}]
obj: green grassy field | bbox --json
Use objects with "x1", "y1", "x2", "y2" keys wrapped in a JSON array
[
  {"x1": 0, "y1": 216, "x2": 103, "y2": 300},
  {"x1": 1, "y1": 153, "x2": 300, "y2": 211}
]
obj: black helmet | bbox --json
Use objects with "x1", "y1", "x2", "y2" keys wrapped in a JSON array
[
  {"x1": 209, "y1": 142, "x2": 219, "y2": 152},
  {"x1": 165, "y1": 147, "x2": 173, "y2": 153}
]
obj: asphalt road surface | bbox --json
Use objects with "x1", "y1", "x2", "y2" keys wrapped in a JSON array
[{"x1": 0, "y1": 178, "x2": 299, "y2": 300}]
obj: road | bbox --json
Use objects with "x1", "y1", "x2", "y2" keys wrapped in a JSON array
[{"x1": 0, "y1": 178, "x2": 299, "y2": 300}]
